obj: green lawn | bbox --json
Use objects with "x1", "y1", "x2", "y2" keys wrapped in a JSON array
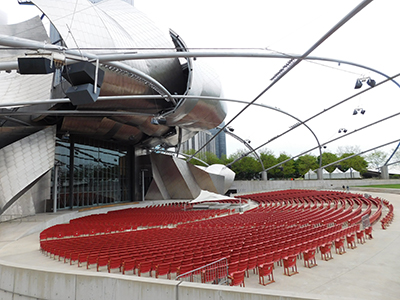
[{"x1": 358, "y1": 184, "x2": 400, "y2": 189}]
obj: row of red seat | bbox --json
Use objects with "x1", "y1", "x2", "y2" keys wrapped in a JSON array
[
  {"x1": 41, "y1": 221, "x2": 342, "y2": 269},
  {"x1": 40, "y1": 204, "x2": 231, "y2": 240},
  {"x1": 243, "y1": 190, "x2": 382, "y2": 227},
  {"x1": 39, "y1": 189, "x2": 387, "y2": 283},
  {"x1": 381, "y1": 199, "x2": 394, "y2": 229}
]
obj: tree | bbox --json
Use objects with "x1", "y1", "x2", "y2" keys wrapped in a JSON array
[
  {"x1": 318, "y1": 152, "x2": 338, "y2": 173},
  {"x1": 389, "y1": 147, "x2": 400, "y2": 167},
  {"x1": 364, "y1": 150, "x2": 388, "y2": 170},
  {"x1": 183, "y1": 149, "x2": 206, "y2": 166},
  {"x1": 228, "y1": 150, "x2": 262, "y2": 180},
  {"x1": 338, "y1": 153, "x2": 368, "y2": 174},
  {"x1": 220, "y1": 154, "x2": 232, "y2": 166},
  {"x1": 295, "y1": 154, "x2": 318, "y2": 176},
  {"x1": 275, "y1": 153, "x2": 296, "y2": 179},
  {"x1": 201, "y1": 151, "x2": 222, "y2": 165},
  {"x1": 336, "y1": 145, "x2": 362, "y2": 156},
  {"x1": 259, "y1": 149, "x2": 277, "y2": 179},
  {"x1": 183, "y1": 150, "x2": 222, "y2": 166}
]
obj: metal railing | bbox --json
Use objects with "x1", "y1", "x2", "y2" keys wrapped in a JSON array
[{"x1": 176, "y1": 257, "x2": 229, "y2": 285}]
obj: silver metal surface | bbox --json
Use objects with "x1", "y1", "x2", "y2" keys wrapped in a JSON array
[
  {"x1": 0, "y1": 17, "x2": 53, "y2": 107},
  {"x1": 0, "y1": 0, "x2": 226, "y2": 147},
  {"x1": 146, "y1": 153, "x2": 234, "y2": 200},
  {"x1": 0, "y1": 0, "x2": 230, "y2": 212},
  {"x1": 0, "y1": 126, "x2": 56, "y2": 214}
]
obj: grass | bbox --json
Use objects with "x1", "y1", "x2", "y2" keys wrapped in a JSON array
[{"x1": 357, "y1": 184, "x2": 400, "y2": 189}]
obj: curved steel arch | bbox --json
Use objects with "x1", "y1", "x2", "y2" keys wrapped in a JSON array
[
  {"x1": 218, "y1": 126, "x2": 267, "y2": 180},
  {"x1": 241, "y1": 72, "x2": 400, "y2": 174},
  {"x1": 318, "y1": 138, "x2": 400, "y2": 171},
  {"x1": 211, "y1": 99, "x2": 323, "y2": 177},
  {"x1": 95, "y1": 49, "x2": 400, "y2": 163},
  {"x1": 93, "y1": 51, "x2": 400, "y2": 89},
  {"x1": 0, "y1": 34, "x2": 177, "y2": 104},
  {"x1": 97, "y1": 49, "x2": 400, "y2": 166},
  {"x1": 264, "y1": 95, "x2": 400, "y2": 174}
]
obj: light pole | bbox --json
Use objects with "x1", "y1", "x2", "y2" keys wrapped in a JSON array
[{"x1": 317, "y1": 145, "x2": 327, "y2": 180}]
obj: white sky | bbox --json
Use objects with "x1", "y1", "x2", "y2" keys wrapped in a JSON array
[
  {"x1": 2, "y1": 0, "x2": 400, "y2": 170},
  {"x1": 134, "y1": 0, "x2": 400, "y2": 164}
]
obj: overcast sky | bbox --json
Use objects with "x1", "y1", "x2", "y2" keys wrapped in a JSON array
[
  {"x1": 3, "y1": 0, "x2": 400, "y2": 170},
  {"x1": 134, "y1": 0, "x2": 400, "y2": 166}
]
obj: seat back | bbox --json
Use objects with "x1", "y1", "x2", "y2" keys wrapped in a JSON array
[
  {"x1": 259, "y1": 262, "x2": 273, "y2": 276},
  {"x1": 230, "y1": 270, "x2": 245, "y2": 286},
  {"x1": 283, "y1": 255, "x2": 296, "y2": 268}
]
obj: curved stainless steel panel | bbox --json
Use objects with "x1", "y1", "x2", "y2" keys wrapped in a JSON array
[
  {"x1": 0, "y1": 17, "x2": 53, "y2": 107},
  {"x1": 0, "y1": 126, "x2": 56, "y2": 213},
  {"x1": 31, "y1": 0, "x2": 187, "y2": 95},
  {"x1": 167, "y1": 61, "x2": 227, "y2": 130},
  {"x1": 1, "y1": 0, "x2": 227, "y2": 148}
]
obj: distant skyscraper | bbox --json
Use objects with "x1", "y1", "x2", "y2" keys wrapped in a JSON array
[
  {"x1": 209, "y1": 127, "x2": 227, "y2": 159},
  {"x1": 181, "y1": 127, "x2": 227, "y2": 159}
]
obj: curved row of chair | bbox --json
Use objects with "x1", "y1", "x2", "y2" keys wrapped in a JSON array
[
  {"x1": 41, "y1": 221, "x2": 351, "y2": 276},
  {"x1": 39, "y1": 189, "x2": 390, "y2": 286},
  {"x1": 244, "y1": 190, "x2": 383, "y2": 227},
  {"x1": 381, "y1": 199, "x2": 394, "y2": 229},
  {"x1": 40, "y1": 204, "x2": 231, "y2": 240}
]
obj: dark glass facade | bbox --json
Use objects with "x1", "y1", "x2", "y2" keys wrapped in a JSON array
[{"x1": 53, "y1": 138, "x2": 131, "y2": 209}]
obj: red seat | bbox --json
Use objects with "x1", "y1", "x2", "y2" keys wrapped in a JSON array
[
  {"x1": 169, "y1": 260, "x2": 181, "y2": 277},
  {"x1": 229, "y1": 270, "x2": 245, "y2": 287},
  {"x1": 138, "y1": 261, "x2": 153, "y2": 277},
  {"x1": 346, "y1": 233, "x2": 357, "y2": 249},
  {"x1": 272, "y1": 250, "x2": 282, "y2": 267},
  {"x1": 228, "y1": 261, "x2": 239, "y2": 276},
  {"x1": 256, "y1": 253, "x2": 267, "y2": 266},
  {"x1": 122, "y1": 259, "x2": 136, "y2": 275},
  {"x1": 155, "y1": 262, "x2": 171, "y2": 279},
  {"x1": 365, "y1": 226, "x2": 373, "y2": 239},
  {"x1": 77, "y1": 252, "x2": 92, "y2": 267},
  {"x1": 258, "y1": 263, "x2": 274, "y2": 286},
  {"x1": 335, "y1": 238, "x2": 346, "y2": 255},
  {"x1": 67, "y1": 251, "x2": 80, "y2": 265},
  {"x1": 283, "y1": 255, "x2": 298, "y2": 276},
  {"x1": 96, "y1": 256, "x2": 109, "y2": 272},
  {"x1": 176, "y1": 263, "x2": 194, "y2": 281},
  {"x1": 237, "y1": 258, "x2": 248, "y2": 274},
  {"x1": 86, "y1": 254, "x2": 99, "y2": 269},
  {"x1": 246, "y1": 256, "x2": 258, "y2": 277},
  {"x1": 356, "y1": 230, "x2": 365, "y2": 244},
  {"x1": 319, "y1": 243, "x2": 333, "y2": 261},
  {"x1": 108, "y1": 257, "x2": 122, "y2": 273},
  {"x1": 303, "y1": 248, "x2": 317, "y2": 268}
]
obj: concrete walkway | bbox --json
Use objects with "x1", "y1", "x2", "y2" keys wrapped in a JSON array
[{"x1": 0, "y1": 190, "x2": 398, "y2": 300}]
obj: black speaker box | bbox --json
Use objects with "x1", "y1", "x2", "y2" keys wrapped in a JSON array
[
  {"x1": 18, "y1": 57, "x2": 55, "y2": 74},
  {"x1": 62, "y1": 61, "x2": 104, "y2": 87},
  {"x1": 66, "y1": 83, "x2": 100, "y2": 106}
]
